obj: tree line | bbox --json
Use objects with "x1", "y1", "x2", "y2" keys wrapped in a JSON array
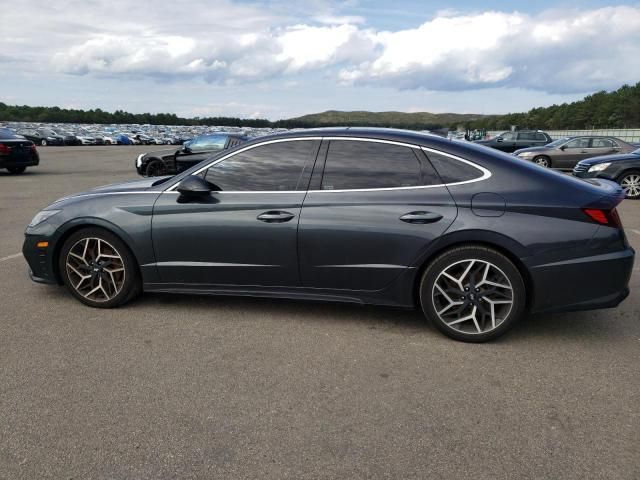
[{"x1": 2, "y1": 82, "x2": 639, "y2": 130}]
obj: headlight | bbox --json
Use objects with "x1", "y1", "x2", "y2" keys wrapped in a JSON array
[
  {"x1": 588, "y1": 162, "x2": 611, "y2": 173},
  {"x1": 29, "y1": 209, "x2": 61, "y2": 227},
  {"x1": 517, "y1": 151, "x2": 533, "y2": 157},
  {"x1": 136, "y1": 153, "x2": 144, "y2": 167}
]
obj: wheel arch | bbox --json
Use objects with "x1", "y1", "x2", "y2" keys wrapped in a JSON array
[
  {"x1": 51, "y1": 218, "x2": 142, "y2": 284},
  {"x1": 411, "y1": 231, "x2": 534, "y2": 311}
]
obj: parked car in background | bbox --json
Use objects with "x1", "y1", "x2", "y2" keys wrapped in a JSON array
[
  {"x1": 54, "y1": 130, "x2": 81, "y2": 146},
  {"x1": 514, "y1": 136, "x2": 637, "y2": 169},
  {"x1": 573, "y1": 147, "x2": 640, "y2": 199},
  {"x1": 135, "y1": 133, "x2": 248, "y2": 176},
  {"x1": 474, "y1": 130, "x2": 552, "y2": 153},
  {"x1": 17, "y1": 129, "x2": 65, "y2": 146},
  {"x1": 0, "y1": 127, "x2": 39, "y2": 174},
  {"x1": 24, "y1": 128, "x2": 634, "y2": 342}
]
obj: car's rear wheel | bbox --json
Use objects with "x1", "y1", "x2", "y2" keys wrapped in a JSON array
[
  {"x1": 533, "y1": 156, "x2": 551, "y2": 168},
  {"x1": 7, "y1": 166, "x2": 26, "y2": 174},
  {"x1": 619, "y1": 171, "x2": 640, "y2": 199},
  {"x1": 419, "y1": 245, "x2": 526, "y2": 342},
  {"x1": 59, "y1": 228, "x2": 141, "y2": 308},
  {"x1": 145, "y1": 159, "x2": 166, "y2": 177}
]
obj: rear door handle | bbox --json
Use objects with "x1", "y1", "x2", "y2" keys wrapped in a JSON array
[
  {"x1": 400, "y1": 211, "x2": 443, "y2": 224},
  {"x1": 257, "y1": 211, "x2": 295, "y2": 223}
]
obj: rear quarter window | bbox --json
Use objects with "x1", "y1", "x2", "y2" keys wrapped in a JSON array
[{"x1": 424, "y1": 150, "x2": 487, "y2": 184}]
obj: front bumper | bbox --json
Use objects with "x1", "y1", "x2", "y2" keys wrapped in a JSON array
[
  {"x1": 529, "y1": 247, "x2": 635, "y2": 314},
  {"x1": 23, "y1": 234, "x2": 59, "y2": 284}
]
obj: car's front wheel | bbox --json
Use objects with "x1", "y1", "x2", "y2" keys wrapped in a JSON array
[
  {"x1": 419, "y1": 245, "x2": 526, "y2": 342},
  {"x1": 145, "y1": 159, "x2": 166, "y2": 177},
  {"x1": 40, "y1": 139, "x2": 47, "y2": 146},
  {"x1": 619, "y1": 171, "x2": 640, "y2": 199},
  {"x1": 533, "y1": 156, "x2": 551, "y2": 168},
  {"x1": 59, "y1": 228, "x2": 141, "y2": 308}
]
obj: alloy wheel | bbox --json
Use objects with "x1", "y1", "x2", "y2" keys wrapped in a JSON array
[
  {"x1": 534, "y1": 157, "x2": 549, "y2": 167},
  {"x1": 620, "y1": 174, "x2": 640, "y2": 199},
  {"x1": 65, "y1": 237, "x2": 126, "y2": 302},
  {"x1": 431, "y1": 259, "x2": 514, "y2": 335}
]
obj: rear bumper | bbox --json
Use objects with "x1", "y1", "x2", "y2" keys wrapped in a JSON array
[
  {"x1": 0, "y1": 154, "x2": 39, "y2": 168},
  {"x1": 529, "y1": 247, "x2": 635, "y2": 314}
]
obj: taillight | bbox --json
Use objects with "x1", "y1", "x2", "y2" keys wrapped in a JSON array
[
  {"x1": 30, "y1": 144, "x2": 37, "y2": 152},
  {"x1": 582, "y1": 208, "x2": 623, "y2": 229},
  {"x1": 0, "y1": 143, "x2": 11, "y2": 154}
]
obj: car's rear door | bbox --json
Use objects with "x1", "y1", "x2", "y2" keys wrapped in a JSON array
[
  {"x1": 589, "y1": 137, "x2": 618, "y2": 157},
  {"x1": 151, "y1": 138, "x2": 320, "y2": 287},
  {"x1": 298, "y1": 138, "x2": 458, "y2": 291}
]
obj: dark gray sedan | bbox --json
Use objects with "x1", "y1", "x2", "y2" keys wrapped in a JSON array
[
  {"x1": 514, "y1": 136, "x2": 636, "y2": 169},
  {"x1": 23, "y1": 128, "x2": 634, "y2": 342}
]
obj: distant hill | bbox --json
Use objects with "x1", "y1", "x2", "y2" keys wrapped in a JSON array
[{"x1": 283, "y1": 110, "x2": 487, "y2": 130}]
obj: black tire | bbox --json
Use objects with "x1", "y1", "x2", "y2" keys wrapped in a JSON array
[
  {"x1": 532, "y1": 156, "x2": 551, "y2": 168},
  {"x1": 7, "y1": 166, "x2": 26, "y2": 174},
  {"x1": 618, "y1": 170, "x2": 640, "y2": 200},
  {"x1": 58, "y1": 227, "x2": 141, "y2": 308},
  {"x1": 40, "y1": 139, "x2": 47, "y2": 146},
  {"x1": 419, "y1": 245, "x2": 526, "y2": 342},
  {"x1": 145, "y1": 158, "x2": 166, "y2": 177}
]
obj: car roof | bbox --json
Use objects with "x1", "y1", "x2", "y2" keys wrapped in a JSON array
[{"x1": 244, "y1": 127, "x2": 455, "y2": 149}]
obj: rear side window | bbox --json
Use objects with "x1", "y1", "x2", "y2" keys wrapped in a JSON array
[
  {"x1": 321, "y1": 140, "x2": 430, "y2": 190},
  {"x1": 517, "y1": 132, "x2": 535, "y2": 140},
  {"x1": 424, "y1": 151, "x2": 486, "y2": 184},
  {"x1": 591, "y1": 138, "x2": 614, "y2": 148},
  {"x1": 535, "y1": 133, "x2": 547, "y2": 141}
]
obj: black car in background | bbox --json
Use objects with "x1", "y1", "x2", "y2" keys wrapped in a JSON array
[
  {"x1": 24, "y1": 128, "x2": 634, "y2": 342},
  {"x1": 135, "y1": 133, "x2": 248, "y2": 176},
  {"x1": 474, "y1": 130, "x2": 552, "y2": 153},
  {"x1": 573, "y1": 147, "x2": 640, "y2": 199},
  {"x1": 0, "y1": 128, "x2": 39, "y2": 174},
  {"x1": 17, "y1": 129, "x2": 65, "y2": 146},
  {"x1": 54, "y1": 130, "x2": 82, "y2": 146}
]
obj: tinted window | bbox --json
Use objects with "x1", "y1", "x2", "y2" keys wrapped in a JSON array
[
  {"x1": 321, "y1": 140, "x2": 423, "y2": 190},
  {"x1": 425, "y1": 151, "x2": 485, "y2": 184},
  {"x1": 535, "y1": 133, "x2": 547, "y2": 141},
  {"x1": 591, "y1": 138, "x2": 614, "y2": 148},
  {"x1": 193, "y1": 134, "x2": 227, "y2": 152},
  {"x1": 517, "y1": 132, "x2": 536, "y2": 140},
  {"x1": 500, "y1": 132, "x2": 515, "y2": 141},
  {"x1": 204, "y1": 140, "x2": 316, "y2": 191},
  {"x1": 565, "y1": 138, "x2": 590, "y2": 149}
]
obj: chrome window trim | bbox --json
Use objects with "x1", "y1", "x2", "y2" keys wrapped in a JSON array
[{"x1": 163, "y1": 136, "x2": 492, "y2": 194}]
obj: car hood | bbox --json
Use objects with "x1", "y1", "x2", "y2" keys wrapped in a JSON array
[
  {"x1": 142, "y1": 147, "x2": 178, "y2": 159},
  {"x1": 513, "y1": 146, "x2": 550, "y2": 155},
  {"x1": 577, "y1": 153, "x2": 640, "y2": 166}
]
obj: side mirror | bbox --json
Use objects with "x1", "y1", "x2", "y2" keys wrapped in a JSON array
[
  {"x1": 559, "y1": 145, "x2": 567, "y2": 150},
  {"x1": 496, "y1": 137, "x2": 503, "y2": 142},
  {"x1": 176, "y1": 175, "x2": 212, "y2": 197}
]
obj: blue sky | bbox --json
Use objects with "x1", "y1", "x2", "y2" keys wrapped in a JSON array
[{"x1": 1, "y1": 0, "x2": 639, "y2": 120}]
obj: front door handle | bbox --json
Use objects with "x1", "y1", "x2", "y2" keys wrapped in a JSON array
[
  {"x1": 257, "y1": 211, "x2": 295, "y2": 223},
  {"x1": 400, "y1": 211, "x2": 443, "y2": 224}
]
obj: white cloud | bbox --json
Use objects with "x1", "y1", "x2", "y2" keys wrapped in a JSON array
[{"x1": 2, "y1": 2, "x2": 640, "y2": 95}]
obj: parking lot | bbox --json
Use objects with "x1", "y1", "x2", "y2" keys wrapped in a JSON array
[{"x1": 1, "y1": 146, "x2": 639, "y2": 479}]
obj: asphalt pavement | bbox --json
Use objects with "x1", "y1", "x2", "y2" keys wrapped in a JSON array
[{"x1": 1, "y1": 146, "x2": 638, "y2": 479}]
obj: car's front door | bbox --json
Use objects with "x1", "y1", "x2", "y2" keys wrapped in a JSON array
[
  {"x1": 556, "y1": 137, "x2": 591, "y2": 168},
  {"x1": 298, "y1": 139, "x2": 458, "y2": 291},
  {"x1": 495, "y1": 132, "x2": 517, "y2": 152},
  {"x1": 151, "y1": 138, "x2": 320, "y2": 287}
]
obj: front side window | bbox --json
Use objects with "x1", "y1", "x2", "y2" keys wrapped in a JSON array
[
  {"x1": 320, "y1": 140, "x2": 424, "y2": 190},
  {"x1": 204, "y1": 140, "x2": 316, "y2": 191},
  {"x1": 500, "y1": 132, "x2": 515, "y2": 141},
  {"x1": 565, "y1": 138, "x2": 590, "y2": 149}
]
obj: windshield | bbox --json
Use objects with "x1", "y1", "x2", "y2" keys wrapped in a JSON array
[{"x1": 546, "y1": 137, "x2": 571, "y2": 148}]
